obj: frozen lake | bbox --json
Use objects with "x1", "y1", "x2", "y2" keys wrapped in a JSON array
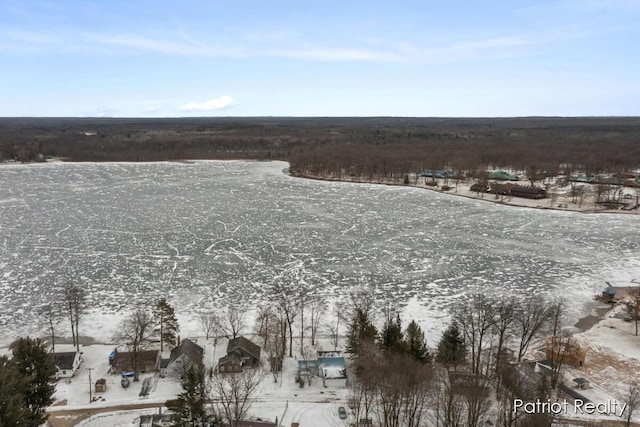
[{"x1": 1, "y1": 160, "x2": 639, "y2": 345}]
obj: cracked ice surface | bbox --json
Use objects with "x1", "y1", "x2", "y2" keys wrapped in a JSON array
[{"x1": 1, "y1": 160, "x2": 639, "y2": 345}]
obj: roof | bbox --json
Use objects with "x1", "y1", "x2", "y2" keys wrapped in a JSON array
[
  {"x1": 160, "y1": 358, "x2": 171, "y2": 369},
  {"x1": 536, "y1": 359, "x2": 554, "y2": 369},
  {"x1": 218, "y1": 353, "x2": 242, "y2": 365},
  {"x1": 318, "y1": 356, "x2": 346, "y2": 370},
  {"x1": 559, "y1": 383, "x2": 591, "y2": 403},
  {"x1": 170, "y1": 339, "x2": 204, "y2": 365},
  {"x1": 298, "y1": 359, "x2": 318, "y2": 372},
  {"x1": 317, "y1": 350, "x2": 343, "y2": 358},
  {"x1": 236, "y1": 420, "x2": 277, "y2": 427},
  {"x1": 113, "y1": 350, "x2": 159, "y2": 367},
  {"x1": 227, "y1": 336, "x2": 261, "y2": 360},
  {"x1": 54, "y1": 352, "x2": 79, "y2": 370},
  {"x1": 322, "y1": 367, "x2": 347, "y2": 379}
]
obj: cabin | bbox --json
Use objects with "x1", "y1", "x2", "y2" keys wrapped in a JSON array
[
  {"x1": 53, "y1": 351, "x2": 83, "y2": 379},
  {"x1": 111, "y1": 350, "x2": 160, "y2": 374},
  {"x1": 161, "y1": 339, "x2": 204, "y2": 378}
]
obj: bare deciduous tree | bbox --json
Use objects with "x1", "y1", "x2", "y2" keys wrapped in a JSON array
[
  {"x1": 309, "y1": 297, "x2": 326, "y2": 346},
  {"x1": 435, "y1": 369, "x2": 464, "y2": 427},
  {"x1": 454, "y1": 293, "x2": 495, "y2": 374},
  {"x1": 40, "y1": 304, "x2": 62, "y2": 353},
  {"x1": 63, "y1": 284, "x2": 84, "y2": 353},
  {"x1": 215, "y1": 304, "x2": 247, "y2": 340},
  {"x1": 548, "y1": 296, "x2": 566, "y2": 337},
  {"x1": 211, "y1": 369, "x2": 263, "y2": 427},
  {"x1": 624, "y1": 382, "x2": 640, "y2": 427},
  {"x1": 493, "y1": 300, "x2": 516, "y2": 376},
  {"x1": 198, "y1": 312, "x2": 217, "y2": 341},
  {"x1": 114, "y1": 307, "x2": 154, "y2": 382},
  {"x1": 514, "y1": 296, "x2": 550, "y2": 362}
]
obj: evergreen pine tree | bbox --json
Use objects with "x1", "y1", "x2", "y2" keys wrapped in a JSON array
[
  {"x1": 166, "y1": 366, "x2": 217, "y2": 426},
  {"x1": 154, "y1": 298, "x2": 180, "y2": 353},
  {"x1": 436, "y1": 322, "x2": 465, "y2": 369},
  {"x1": 11, "y1": 337, "x2": 57, "y2": 426},
  {"x1": 345, "y1": 308, "x2": 377, "y2": 356},
  {"x1": 380, "y1": 312, "x2": 405, "y2": 354},
  {"x1": 0, "y1": 355, "x2": 30, "y2": 427},
  {"x1": 404, "y1": 320, "x2": 431, "y2": 363}
]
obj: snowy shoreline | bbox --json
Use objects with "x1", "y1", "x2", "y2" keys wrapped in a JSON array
[{"x1": 291, "y1": 172, "x2": 640, "y2": 216}]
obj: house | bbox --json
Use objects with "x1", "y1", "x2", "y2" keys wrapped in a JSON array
[
  {"x1": 298, "y1": 359, "x2": 319, "y2": 377},
  {"x1": 448, "y1": 372, "x2": 490, "y2": 397},
  {"x1": 227, "y1": 336, "x2": 261, "y2": 368},
  {"x1": 139, "y1": 413, "x2": 173, "y2": 426},
  {"x1": 545, "y1": 336, "x2": 587, "y2": 368},
  {"x1": 488, "y1": 171, "x2": 519, "y2": 181},
  {"x1": 161, "y1": 339, "x2": 204, "y2": 378},
  {"x1": 111, "y1": 350, "x2": 160, "y2": 374},
  {"x1": 535, "y1": 358, "x2": 554, "y2": 375},
  {"x1": 317, "y1": 351, "x2": 347, "y2": 387},
  {"x1": 218, "y1": 353, "x2": 243, "y2": 374},
  {"x1": 236, "y1": 420, "x2": 277, "y2": 427},
  {"x1": 53, "y1": 351, "x2": 83, "y2": 378}
]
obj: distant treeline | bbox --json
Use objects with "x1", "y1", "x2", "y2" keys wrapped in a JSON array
[{"x1": 1, "y1": 117, "x2": 639, "y2": 176}]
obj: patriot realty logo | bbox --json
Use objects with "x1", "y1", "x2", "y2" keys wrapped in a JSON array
[{"x1": 513, "y1": 399, "x2": 627, "y2": 417}]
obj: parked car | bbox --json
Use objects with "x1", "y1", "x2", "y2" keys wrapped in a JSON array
[{"x1": 338, "y1": 406, "x2": 347, "y2": 419}]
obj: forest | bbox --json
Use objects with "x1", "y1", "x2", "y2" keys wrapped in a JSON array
[{"x1": 1, "y1": 117, "x2": 639, "y2": 179}]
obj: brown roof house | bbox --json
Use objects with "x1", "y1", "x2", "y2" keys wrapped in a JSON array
[
  {"x1": 112, "y1": 350, "x2": 160, "y2": 374},
  {"x1": 217, "y1": 352, "x2": 243, "y2": 374},
  {"x1": 53, "y1": 351, "x2": 83, "y2": 379},
  {"x1": 227, "y1": 336, "x2": 261, "y2": 368},
  {"x1": 160, "y1": 339, "x2": 204, "y2": 378}
]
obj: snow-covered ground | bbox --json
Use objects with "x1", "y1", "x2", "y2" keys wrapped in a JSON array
[
  {"x1": 47, "y1": 337, "x2": 350, "y2": 427},
  {"x1": 1, "y1": 160, "x2": 639, "y2": 349},
  {"x1": 1, "y1": 160, "x2": 639, "y2": 425}
]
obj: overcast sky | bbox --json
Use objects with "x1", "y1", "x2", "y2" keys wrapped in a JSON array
[{"x1": 1, "y1": 0, "x2": 638, "y2": 117}]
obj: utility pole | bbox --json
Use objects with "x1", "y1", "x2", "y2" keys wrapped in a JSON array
[{"x1": 87, "y1": 367, "x2": 94, "y2": 403}]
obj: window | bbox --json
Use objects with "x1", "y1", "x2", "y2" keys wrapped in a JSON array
[{"x1": 62, "y1": 370, "x2": 67, "y2": 375}]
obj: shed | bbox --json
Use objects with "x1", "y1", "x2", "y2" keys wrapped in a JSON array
[
  {"x1": 602, "y1": 289, "x2": 616, "y2": 302},
  {"x1": 572, "y1": 377, "x2": 591, "y2": 390}
]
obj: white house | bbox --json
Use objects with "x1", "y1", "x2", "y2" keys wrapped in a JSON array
[
  {"x1": 54, "y1": 351, "x2": 83, "y2": 379},
  {"x1": 160, "y1": 339, "x2": 204, "y2": 378}
]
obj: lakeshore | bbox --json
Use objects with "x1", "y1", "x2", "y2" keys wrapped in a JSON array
[{"x1": 291, "y1": 171, "x2": 640, "y2": 215}]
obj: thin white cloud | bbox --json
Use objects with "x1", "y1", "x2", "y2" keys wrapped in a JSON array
[
  {"x1": 177, "y1": 96, "x2": 235, "y2": 112},
  {"x1": 0, "y1": 27, "x2": 566, "y2": 64}
]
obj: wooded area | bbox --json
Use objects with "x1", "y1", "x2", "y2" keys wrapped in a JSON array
[{"x1": 1, "y1": 117, "x2": 639, "y2": 177}]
